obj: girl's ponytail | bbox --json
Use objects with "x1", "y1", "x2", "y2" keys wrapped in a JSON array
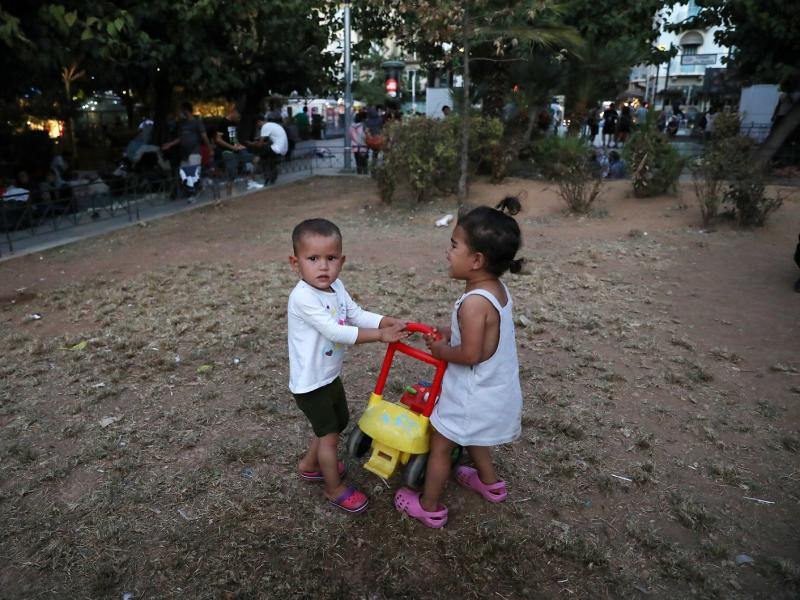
[
  {"x1": 495, "y1": 195, "x2": 521, "y2": 216},
  {"x1": 509, "y1": 257, "x2": 524, "y2": 274}
]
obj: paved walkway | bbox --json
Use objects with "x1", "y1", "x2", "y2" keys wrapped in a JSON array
[{"x1": 1, "y1": 138, "x2": 355, "y2": 262}]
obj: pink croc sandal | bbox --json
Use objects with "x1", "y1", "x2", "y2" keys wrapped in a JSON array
[
  {"x1": 300, "y1": 461, "x2": 347, "y2": 482},
  {"x1": 455, "y1": 465, "x2": 507, "y2": 503},
  {"x1": 394, "y1": 487, "x2": 448, "y2": 528},
  {"x1": 328, "y1": 486, "x2": 368, "y2": 514}
]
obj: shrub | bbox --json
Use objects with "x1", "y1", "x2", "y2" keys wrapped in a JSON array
[
  {"x1": 533, "y1": 136, "x2": 602, "y2": 213},
  {"x1": 469, "y1": 115, "x2": 506, "y2": 180},
  {"x1": 690, "y1": 142, "x2": 733, "y2": 227},
  {"x1": 377, "y1": 114, "x2": 503, "y2": 203},
  {"x1": 692, "y1": 112, "x2": 783, "y2": 228},
  {"x1": 723, "y1": 168, "x2": 783, "y2": 227},
  {"x1": 623, "y1": 119, "x2": 683, "y2": 197}
]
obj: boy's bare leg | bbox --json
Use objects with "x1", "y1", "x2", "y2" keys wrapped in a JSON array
[
  {"x1": 298, "y1": 436, "x2": 320, "y2": 474},
  {"x1": 467, "y1": 446, "x2": 499, "y2": 484},
  {"x1": 318, "y1": 432, "x2": 347, "y2": 499},
  {"x1": 420, "y1": 429, "x2": 455, "y2": 512}
]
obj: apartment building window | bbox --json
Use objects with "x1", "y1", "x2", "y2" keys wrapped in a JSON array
[{"x1": 680, "y1": 32, "x2": 703, "y2": 74}]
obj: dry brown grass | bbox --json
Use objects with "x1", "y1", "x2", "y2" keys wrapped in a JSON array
[{"x1": 1, "y1": 180, "x2": 799, "y2": 599}]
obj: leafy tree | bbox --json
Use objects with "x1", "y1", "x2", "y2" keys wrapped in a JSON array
[
  {"x1": 366, "y1": 0, "x2": 579, "y2": 200},
  {"x1": 1, "y1": 0, "x2": 339, "y2": 150},
  {"x1": 111, "y1": 0, "x2": 337, "y2": 142},
  {"x1": 679, "y1": 0, "x2": 800, "y2": 164},
  {"x1": 553, "y1": 0, "x2": 671, "y2": 131},
  {"x1": 1, "y1": 2, "x2": 136, "y2": 156}
]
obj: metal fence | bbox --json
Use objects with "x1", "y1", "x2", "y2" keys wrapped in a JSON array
[
  {"x1": 0, "y1": 146, "x2": 353, "y2": 257},
  {"x1": 1, "y1": 179, "x2": 169, "y2": 256},
  {"x1": 740, "y1": 122, "x2": 771, "y2": 144}
]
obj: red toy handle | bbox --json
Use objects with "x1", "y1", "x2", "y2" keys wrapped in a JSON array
[
  {"x1": 404, "y1": 322, "x2": 442, "y2": 340},
  {"x1": 373, "y1": 321, "x2": 447, "y2": 417}
]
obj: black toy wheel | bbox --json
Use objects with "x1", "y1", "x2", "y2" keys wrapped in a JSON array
[
  {"x1": 403, "y1": 446, "x2": 463, "y2": 488},
  {"x1": 347, "y1": 428, "x2": 372, "y2": 458},
  {"x1": 403, "y1": 453, "x2": 428, "y2": 488}
]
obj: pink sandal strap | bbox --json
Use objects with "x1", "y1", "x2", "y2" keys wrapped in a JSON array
[
  {"x1": 300, "y1": 461, "x2": 346, "y2": 481},
  {"x1": 455, "y1": 466, "x2": 508, "y2": 503},
  {"x1": 394, "y1": 487, "x2": 448, "y2": 528}
]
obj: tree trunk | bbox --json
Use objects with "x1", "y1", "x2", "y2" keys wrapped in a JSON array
[
  {"x1": 62, "y1": 80, "x2": 78, "y2": 165},
  {"x1": 754, "y1": 103, "x2": 800, "y2": 166},
  {"x1": 568, "y1": 99, "x2": 587, "y2": 137},
  {"x1": 481, "y1": 71, "x2": 506, "y2": 118},
  {"x1": 123, "y1": 94, "x2": 136, "y2": 129},
  {"x1": 457, "y1": 6, "x2": 470, "y2": 203},
  {"x1": 152, "y1": 71, "x2": 173, "y2": 145},
  {"x1": 523, "y1": 106, "x2": 539, "y2": 144},
  {"x1": 240, "y1": 88, "x2": 265, "y2": 144}
]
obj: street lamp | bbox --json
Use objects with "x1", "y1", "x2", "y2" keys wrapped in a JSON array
[
  {"x1": 343, "y1": 0, "x2": 353, "y2": 171},
  {"x1": 662, "y1": 43, "x2": 674, "y2": 109},
  {"x1": 653, "y1": 44, "x2": 666, "y2": 107}
]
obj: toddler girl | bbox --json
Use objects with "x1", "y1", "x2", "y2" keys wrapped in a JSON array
[{"x1": 395, "y1": 197, "x2": 524, "y2": 528}]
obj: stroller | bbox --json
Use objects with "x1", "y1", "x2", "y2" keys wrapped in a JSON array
[
  {"x1": 111, "y1": 127, "x2": 171, "y2": 196},
  {"x1": 178, "y1": 162, "x2": 202, "y2": 199}
]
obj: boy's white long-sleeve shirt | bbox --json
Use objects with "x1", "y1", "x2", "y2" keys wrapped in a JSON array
[{"x1": 287, "y1": 278, "x2": 383, "y2": 394}]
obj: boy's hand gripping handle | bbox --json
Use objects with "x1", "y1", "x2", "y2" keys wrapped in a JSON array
[{"x1": 373, "y1": 322, "x2": 447, "y2": 414}]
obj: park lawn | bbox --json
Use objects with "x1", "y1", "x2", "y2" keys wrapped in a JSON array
[{"x1": 1, "y1": 176, "x2": 799, "y2": 599}]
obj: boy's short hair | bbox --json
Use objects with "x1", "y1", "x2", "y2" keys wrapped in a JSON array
[{"x1": 292, "y1": 218, "x2": 342, "y2": 253}]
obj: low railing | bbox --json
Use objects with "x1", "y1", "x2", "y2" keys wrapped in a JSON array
[
  {"x1": 740, "y1": 122, "x2": 771, "y2": 143},
  {"x1": 1, "y1": 180, "x2": 160, "y2": 256},
  {"x1": 0, "y1": 146, "x2": 359, "y2": 257}
]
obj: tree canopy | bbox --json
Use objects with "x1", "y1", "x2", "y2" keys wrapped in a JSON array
[{"x1": 1, "y1": 0, "x2": 339, "y2": 142}]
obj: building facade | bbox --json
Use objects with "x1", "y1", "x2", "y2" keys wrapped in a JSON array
[{"x1": 630, "y1": 1, "x2": 730, "y2": 110}]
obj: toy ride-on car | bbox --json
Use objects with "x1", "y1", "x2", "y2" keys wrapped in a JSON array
[{"x1": 348, "y1": 322, "x2": 459, "y2": 487}]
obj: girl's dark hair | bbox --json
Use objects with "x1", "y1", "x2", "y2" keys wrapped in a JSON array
[{"x1": 457, "y1": 196, "x2": 523, "y2": 276}]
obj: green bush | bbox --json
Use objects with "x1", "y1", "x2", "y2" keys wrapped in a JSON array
[
  {"x1": 532, "y1": 135, "x2": 602, "y2": 213},
  {"x1": 692, "y1": 112, "x2": 782, "y2": 228},
  {"x1": 377, "y1": 114, "x2": 503, "y2": 203},
  {"x1": 724, "y1": 174, "x2": 783, "y2": 227},
  {"x1": 623, "y1": 119, "x2": 683, "y2": 197}
]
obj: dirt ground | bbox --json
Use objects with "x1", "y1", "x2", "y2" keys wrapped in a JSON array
[{"x1": 1, "y1": 175, "x2": 798, "y2": 599}]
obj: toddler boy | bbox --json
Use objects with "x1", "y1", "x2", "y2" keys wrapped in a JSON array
[{"x1": 288, "y1": 218, "x2": 406, "y2": 513}]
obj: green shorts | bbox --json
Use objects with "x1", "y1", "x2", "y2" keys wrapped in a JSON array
[{"x1": 293, "y1": 377, "x2": 349, "y2": 437}]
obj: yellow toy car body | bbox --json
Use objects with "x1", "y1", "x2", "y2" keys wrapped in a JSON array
[{"x1": 348, "y1": 323, "x2": 447, "y2": 486}]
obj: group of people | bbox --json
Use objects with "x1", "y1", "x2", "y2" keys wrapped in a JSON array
[
  {"x1": 348, "y1": 103, "x2": 405, "y2": 175},
  {"x1": 288, "y1": 197, "x2": 524, "y2": 524},
  {"x1": 534, "y1": 99, "x2": 647, "y2": 149},
  {"x1": 157, "y1": 101, "x2": 291, "y2": 195},
  {"x1": 586, "y1": 102, "x2": 646, "y2": 148},
  {"x1": 0, "y1": 152, "x2": 86, "y2": 210}
]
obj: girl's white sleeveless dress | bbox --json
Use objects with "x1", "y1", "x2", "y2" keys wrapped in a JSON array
[{"x1": 430, "y1": 284, "x2": 523, "y2": 446}]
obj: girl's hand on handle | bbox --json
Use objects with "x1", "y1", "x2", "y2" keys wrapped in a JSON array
[{"x1": 423, "y1": 327, "x2": 448, "y2": 358}]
